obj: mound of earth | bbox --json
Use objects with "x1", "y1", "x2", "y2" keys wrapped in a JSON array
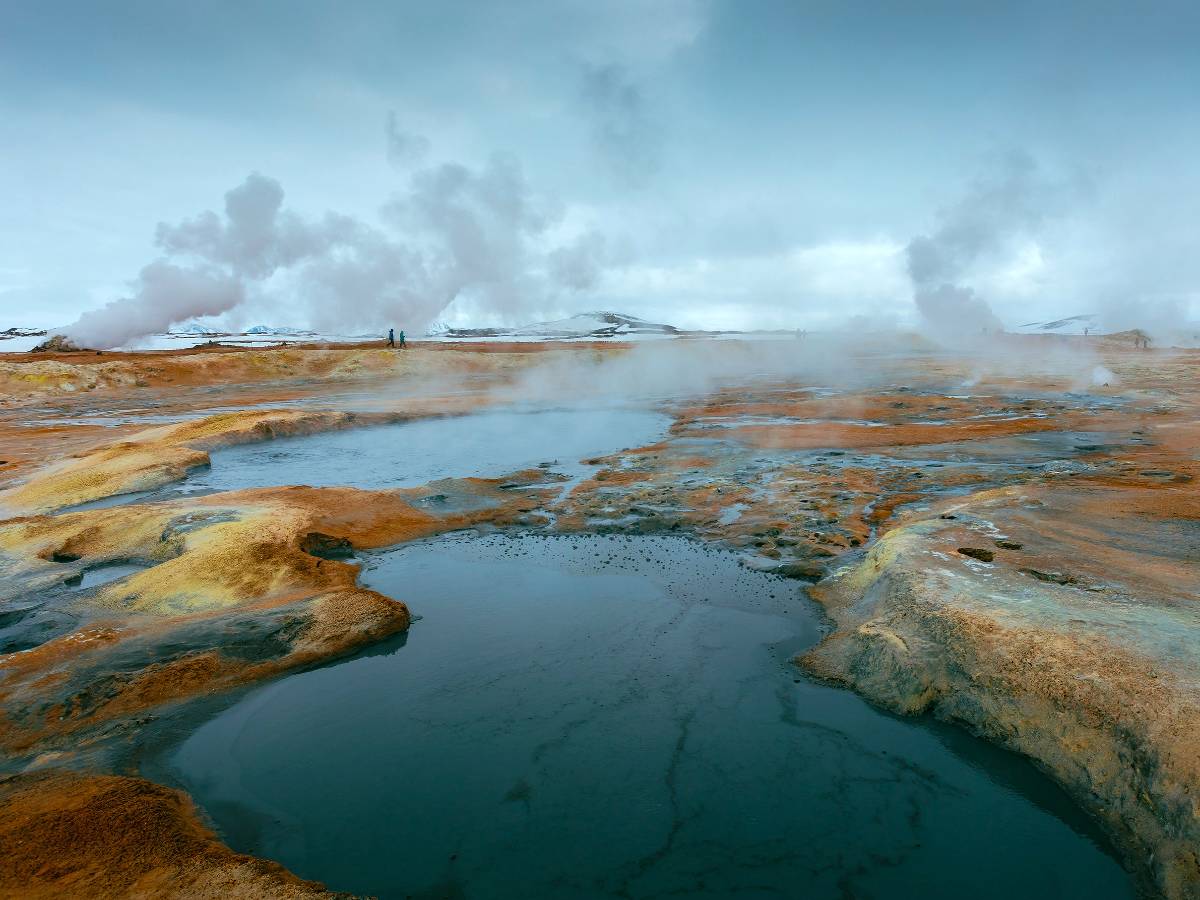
[
  {"x1": 0, "y1": 770, "x2": 337, "y2": 898},
  {"x1": 30, "y1": 334, "x2": 88, "y2": 353}
]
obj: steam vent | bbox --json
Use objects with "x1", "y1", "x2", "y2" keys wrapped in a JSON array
[{"x1": 4, "y1": 3, "x2": 1200, "y2": 898}]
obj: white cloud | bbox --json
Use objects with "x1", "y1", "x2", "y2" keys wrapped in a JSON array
[{"x1": 602, "y1": 239, "x2": 909, "y2": 330}]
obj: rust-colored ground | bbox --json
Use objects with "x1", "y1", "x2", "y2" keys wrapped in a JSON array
[
  {"x1": 1, "y1": 337, "x2": 1198, "y2": 897},
  {"x1": 0, "y1": 770, "x2": 338, "y2": 898}
]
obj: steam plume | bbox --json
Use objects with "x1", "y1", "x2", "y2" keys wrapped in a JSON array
[
  {"x1": 905, "y1": 151, "x2": 1047, "y2": 338},
  {"x1": 64, "y1": 262, "x2": 244, "y2": 350},
  {"x1": 59, "y1": 141, "x2": 605, "y2": 348}
]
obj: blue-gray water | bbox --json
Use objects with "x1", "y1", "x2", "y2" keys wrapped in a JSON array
[
  {"x1": 58, "y1": 406, "x2": 671, "y2": 514},
  {"x1": 158, "y1": 533, "x2": 1131, "y2": 899},
  {"x1": 192, "y1": 406, "x2": 671, "y2": 492}
]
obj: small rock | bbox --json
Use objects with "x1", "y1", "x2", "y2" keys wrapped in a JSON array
[
  {"x1": 1021, "y1": 568, "x2": 1077, "y2": 585},
  {"x1": 957, "y1": 547, "x2": 994, "y2": 562},
  {"x1": 774, "y1": 560, "x2": 827, "y2": 580},
  {"x1": 299, "y1": 532, "x2": 354, "y2": 560},
  {"x1": 994, "y1": 540, "x2": 1023, "y2": 550}
]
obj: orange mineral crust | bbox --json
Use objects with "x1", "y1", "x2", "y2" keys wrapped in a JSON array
[
  {"x1": 0, "y1": 770, "x2": 338, "y2": 898},
  {"x1": 1, "y1": 337, "x2": 1198, "y2": 897},
  {"x1": 0, "y1": 475, "x2": 550, "y2": 758}
]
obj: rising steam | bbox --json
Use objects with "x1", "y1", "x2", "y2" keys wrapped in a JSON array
[
  {"x1": 59, "y1": 137, "x2": 605, "y2": 349},
  {"x1": 905, "y1": 151, "x2": 1051, "y2": 339},
  {"x1": 64, "y1": 262, "x2": 245, "y2": 350}
]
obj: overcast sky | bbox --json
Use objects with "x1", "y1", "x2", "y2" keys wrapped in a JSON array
[{"x1": 2, "y1": 0, "x2": 1198, "y2": 334}]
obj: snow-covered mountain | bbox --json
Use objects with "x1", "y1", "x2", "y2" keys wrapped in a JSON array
[
  {"x1": 1015, "y1": 314, "x2": 1100, "y2": 335},
  {"x1": 170, "y1": 322, "x2": 225, "y2": 336},
  {"x1": 437, "y1": 311, "x2": 679, "y2": 340},
  {"x1": 1, "y1": 327, "x2": 47, "y2": 338},
  {"x1": 245, "y1": 325, "x2": 316, "y2": 335},
  {"x1": 0, "y1": 328, "x2": 50, "y2": 351}
]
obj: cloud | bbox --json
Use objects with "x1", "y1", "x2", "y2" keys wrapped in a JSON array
[
  {"x1": 548, "y1": 231, "x2": 608, "y2": 290},
  {"x1": 600, "y1": 238, "x2": 908, "y2": 330},
  {"x1": 579, "y1": 64, "x2": 661, "y2": 187},
  {"x1": 385, "y1": 111, "x2": 431, "y2": 167}
]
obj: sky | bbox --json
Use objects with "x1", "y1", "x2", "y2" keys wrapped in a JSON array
[{"x1": 2, "y1": 0, "x2": 1198, "y2": 339}]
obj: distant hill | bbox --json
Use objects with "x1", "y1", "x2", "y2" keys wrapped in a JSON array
[
  {"x1": 1, "y1": 327, "x2": 47, "y2": 339},
  {"x1": 432, "y1": 311, "x2": 679, "y2": 340},
  {"x1": 244, "y1": 325, "x2": 316, "y2": 335},
  {"x1": 1015, "y1": 314, "x2": 1100, "y2": 335}
]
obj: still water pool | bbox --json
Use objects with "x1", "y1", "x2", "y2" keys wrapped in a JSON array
[
  {"x1": 191, "y1": 406, "x2": 671, "y2": 492},
  {"x1": 59, "y1": 406, "x2": 671, "y2": 513},
  {"x1": 156, "y1": 534, "x2": 1131, "y2": 899}
]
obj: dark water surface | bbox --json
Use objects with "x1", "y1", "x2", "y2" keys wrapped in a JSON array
[{"x1": 158, "y1": 534, "x2": 1132, "y2": 899}]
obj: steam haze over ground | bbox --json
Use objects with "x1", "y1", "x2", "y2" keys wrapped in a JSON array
[{"x1": 1, "y1": 1, "x2": 1198, "y2": 345}]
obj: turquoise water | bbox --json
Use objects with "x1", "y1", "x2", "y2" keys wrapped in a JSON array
[{"x1": 159, "y1": 534, "x2": 1132, "y2": 899}]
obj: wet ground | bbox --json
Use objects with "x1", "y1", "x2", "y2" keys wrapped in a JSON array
[
  {"x1": 0, "y1": 562, "x2": 152, "y2": 654},
  {"x1": 153, "y1": 533, "x2": 1131, "y2": 900},
  {"x1": 2, "y1": 339, "x2": 1196, "y2": 898}
]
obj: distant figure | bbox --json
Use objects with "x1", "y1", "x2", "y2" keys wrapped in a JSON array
[
  {"x1": 387, "y1": 328, "x2": 395, "y2": 348},
  {"x1": 398, "y1": 330, "x2": 406, "y2": 349}
]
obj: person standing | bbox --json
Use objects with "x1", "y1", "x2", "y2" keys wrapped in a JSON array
[
  {"x1": 398, "y1": 330, "x2": 406, "y2": 349},
  {"x1": 387, "y1": 328, "x2": 395, "y2": 348}
]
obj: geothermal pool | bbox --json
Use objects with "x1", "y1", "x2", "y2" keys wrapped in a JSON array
[
  {"x1": 190, "y1": 406, "x2": 671, "y2": 492},
  {"x1": 58, "y1": 405, "x2": 670, "y2": 513},
  {"x1": 152, "y1": 534, "x2": 1132, "y2": 899}
]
